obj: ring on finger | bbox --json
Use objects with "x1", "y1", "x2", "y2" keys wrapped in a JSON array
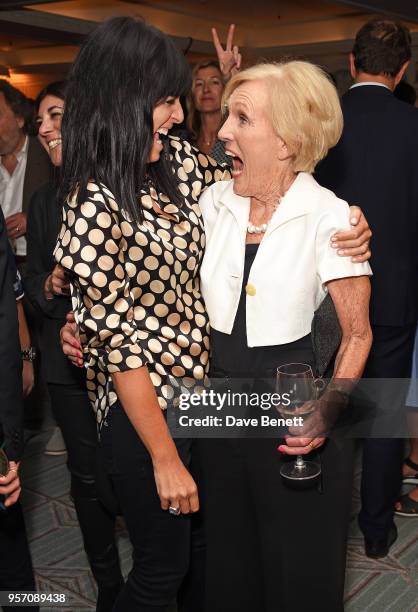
[{"x1": 169, "y1": 506, "x2": 181, "y2": 516}]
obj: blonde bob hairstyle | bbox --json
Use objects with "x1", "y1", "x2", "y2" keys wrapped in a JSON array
[{"x1": 222, "y1": 61, "x2": 343, "y2": 173}]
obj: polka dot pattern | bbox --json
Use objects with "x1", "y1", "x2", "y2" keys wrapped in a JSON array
[{"x1": 55, "y1": 137, "x2": 230, "y2": 429}]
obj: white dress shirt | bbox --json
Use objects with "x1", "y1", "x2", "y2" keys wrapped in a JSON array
[
  {"x1": 199, "y1": 172, "x2": 372, "y2": 347},
  {"x1": 0, "y1": 135, "x2": 28, "y2": 256},
  {"x1": 350, "y1": 82, "x2": 390, "y2": 91}
]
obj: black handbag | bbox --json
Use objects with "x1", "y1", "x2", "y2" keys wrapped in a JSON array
[{"x1": 311, "y1": 293, "x2": 342, "y2": 377}]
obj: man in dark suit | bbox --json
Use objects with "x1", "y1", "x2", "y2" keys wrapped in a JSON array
[
  {"x1": 316, "y1": 19, "x2": 418, "y2": 558},
  {"x1": 0, "y1": 80, "x2": 51, "y2": 261},
  {"x1": 0, "y1": 80, "x2": 52, "y2": 431},
  {"x1": 0, "y1": 207, "x2": 37, "y2": 606}
]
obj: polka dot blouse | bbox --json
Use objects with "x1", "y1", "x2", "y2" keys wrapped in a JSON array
[{"x1": 54, "y1": 137, "x2": 230, "y2": 429}]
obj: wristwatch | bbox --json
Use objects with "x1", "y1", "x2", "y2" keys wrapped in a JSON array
[{"x1": 21, "y1": 347, "x2": 37, "y2": 362}]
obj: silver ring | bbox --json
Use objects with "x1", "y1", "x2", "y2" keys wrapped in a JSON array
[{"x1": 169, "y1": 506, "x2": 181, "y2": 516}]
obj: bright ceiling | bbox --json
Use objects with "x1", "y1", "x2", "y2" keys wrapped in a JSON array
[{"x1": 1, "y1": 0, "x2": 417, "y2": 96}]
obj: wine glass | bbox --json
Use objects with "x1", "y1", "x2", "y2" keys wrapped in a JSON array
[{"x1": 276, "y1": 363, "x2": 322, "y2": 487}]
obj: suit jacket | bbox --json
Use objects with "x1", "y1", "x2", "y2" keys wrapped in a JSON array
[
  {"x1": 315, "y1": 85, "x2": 418, "y2": 327},
  {"x1": 22, "y1": 136, "x2": 52, "y2": 215},
  {"x1": 0, "y1": 207, "x2": 23, "y2": 461},
  {"x1": 24, "y1": 182, "x2": 85, "y2": 386}
]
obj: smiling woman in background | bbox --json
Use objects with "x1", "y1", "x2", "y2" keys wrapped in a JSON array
[
  {"x1": 185, "y1": 25, "x2": 241, "y2": 163},
  {"x1": 187, "y1": 60, "x2": 226, "y2": 155}
]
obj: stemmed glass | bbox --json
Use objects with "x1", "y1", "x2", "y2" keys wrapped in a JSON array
[{"x1": 276, "y1": 363, "x2": 322, "y2": 486}]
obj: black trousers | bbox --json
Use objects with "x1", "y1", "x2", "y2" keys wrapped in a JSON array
[
  {"x1": 195, "y1": 437, "x2": 355, "y2": 612},
  {"x1": 48, "y1": 383, "x2": 122, "y2": 590},
  {"x1": 0, "y1": 502, "x2": 38, "y2": 612},
  {"x1": 359, "y1": 324, "x2": 417, "y2": 540},
  {"x1": 99, "y1": 404, "x2": 192, "y2": 612}
]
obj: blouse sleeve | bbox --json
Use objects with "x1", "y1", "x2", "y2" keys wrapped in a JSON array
[
  {"x1": 168, "y1": 137, "x2": 231, "y2": 201},
  {"x1": 315, "y1": 198, "x2": 372, "y2": 286},
  {"x1": 54, "y1": 183, "x2": 148, "y2": 374}
]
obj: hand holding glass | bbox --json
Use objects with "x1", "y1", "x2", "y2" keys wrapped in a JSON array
[{"x1": 276, "y1": 363, "x2": 323, "y2": 486}]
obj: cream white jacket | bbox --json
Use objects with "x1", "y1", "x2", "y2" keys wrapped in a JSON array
[{"x1": 199, "y1": 172, "x2": 372, "y2": 347}]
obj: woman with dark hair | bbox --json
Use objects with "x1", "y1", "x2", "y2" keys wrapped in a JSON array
[
  {"x1": 56, "y1": 18, "x2": 211, "y2": 611},
  {"x1": 24, "y1": 81, "x2": 123, "y2": 612},
  {"x1": 56, "y1": 17, "x2": 373, "y2": 611}
]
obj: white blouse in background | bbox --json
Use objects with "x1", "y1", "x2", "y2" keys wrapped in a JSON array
[{"x1": 199, "y1": 172, "x2": 372, "y2": 347}]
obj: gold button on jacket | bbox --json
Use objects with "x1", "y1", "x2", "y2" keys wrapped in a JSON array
[{"x1": 245, "y1": 283, "x2": 256, "y2": 296}]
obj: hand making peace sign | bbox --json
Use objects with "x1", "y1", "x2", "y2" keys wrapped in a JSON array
[{"x1": 211, "y1": 23, "x2": 242, "y2": 80}]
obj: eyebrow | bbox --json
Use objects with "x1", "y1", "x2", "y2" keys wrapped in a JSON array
[
  {"x1": 47, "y1": 105, "x2": 64, "y2": 112},
  {"x1": 231, "y1": 101, "x2": 250, "y2": 113},
  {"x1": 35, "y1": 105, "x2": 64, "y2": 120}
]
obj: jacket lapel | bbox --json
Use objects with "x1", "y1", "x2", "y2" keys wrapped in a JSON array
[
  {"x1": 22, "y1": 137, "x2": 52, "y2": 213},
  {"x1": 218, "y1": 180, "x2": 250, "y2": 234},
  {"x1": 265, "y1": 172, "x2": 316, "y2": 237}
]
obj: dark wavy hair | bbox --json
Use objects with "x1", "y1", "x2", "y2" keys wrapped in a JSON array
[
  {"x1": 34, "y1": 80, "x2": 68, "y2": 113},
  {"x1": 60, "y1": 17, "x2": 192, "y2": 221},
  {"x1": 352, "y1": 19, "x2": 411, "y2": 77},
  {"x1": 0, "y1": 80, "x2": 34, "y2": 135}
]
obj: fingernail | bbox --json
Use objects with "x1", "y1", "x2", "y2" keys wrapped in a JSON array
[
  {"x1": 331, "y1": 242, "x2": 338, "y2": 248},
  {"x1": 350, "y1": 217, "x2": 357, "y2": 224},
  {"x1": 337, "y1": 249, "x2": 345, "y2": 255},
  {"x1": 277, "y1": 445, "x2": 285, "y2": 453}
]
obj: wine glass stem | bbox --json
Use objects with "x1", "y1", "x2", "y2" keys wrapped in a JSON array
[{"x1": 295, "y1": 455, "x2": 305, "y2": 469}]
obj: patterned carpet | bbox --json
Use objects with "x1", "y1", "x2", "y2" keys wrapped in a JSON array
[{"x1": 10, "y1": 429, "x2": 418, "y2": 612}]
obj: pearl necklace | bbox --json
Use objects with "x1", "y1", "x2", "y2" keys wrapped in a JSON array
[
  {"x1": 247, "y1": 198, "x2": 281, "y2": 234},
  {"x1": 247, "y1": 222, "x2": 268, "y2": 234}
]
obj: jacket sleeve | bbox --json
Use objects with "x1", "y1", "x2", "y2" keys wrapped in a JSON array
[
  {"x1": 0, "y1": 208, "x2": 23, "y2": 461},
  {"x1": 25, "y1": 186, "x2": 70, "y2": 319},
  {"x1": 316, "y1": 199, "x2": 372, "y2": 285}
]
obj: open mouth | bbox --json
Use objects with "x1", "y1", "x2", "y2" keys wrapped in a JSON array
[
  {"x1": 226, "y1": 150, "x2": 244, "y2": 176},
  {"x1": 153, "y1": 128, "x2": 169, "y2": 146},
  {"x1": 48, "y1": 138, "x2": 62, "y2": 150},
  {"x1": 154, "y1": 128, "x2": 168, "y2": 146}
]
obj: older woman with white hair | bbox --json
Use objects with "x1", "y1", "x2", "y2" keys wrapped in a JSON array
[{"x1": 196, "y1": 61, "x2": 373, "y2": 612}]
